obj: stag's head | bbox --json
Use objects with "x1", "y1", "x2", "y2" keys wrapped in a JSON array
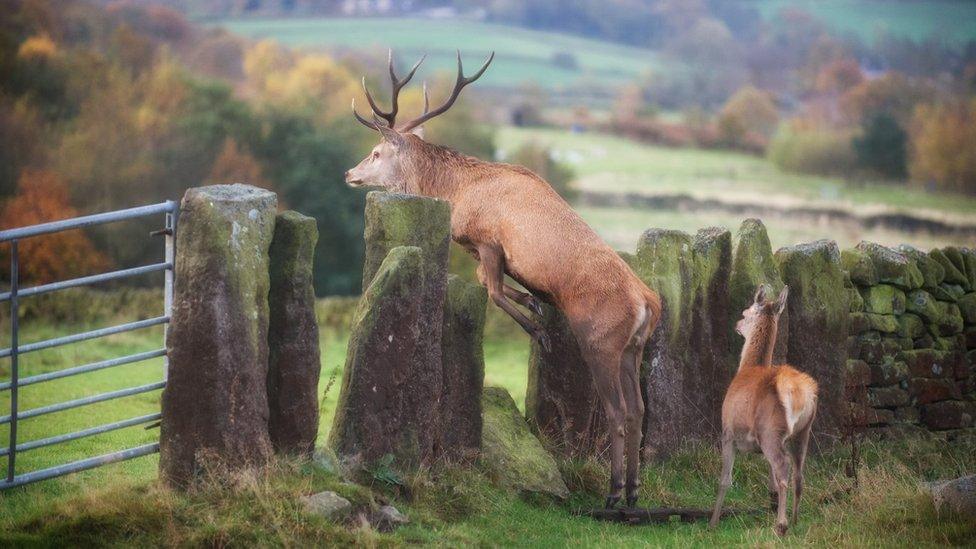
[
  {"x1": 736, "y1": 284, "x2": 789, "y2": 338},
  {"x1": 345, "y1": 50, "x2": 494, "y2": 192}
]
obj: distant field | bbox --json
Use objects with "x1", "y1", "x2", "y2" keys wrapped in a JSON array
[
  {"x1": 215, "y1": 17, "x2": 662, "y2": 90},
  {"x1": 756, "y1": 0, "x2": 976, "y2": 43},
  {"x1": 496, "y1": 126, "x2": 976, "y2": 251}
]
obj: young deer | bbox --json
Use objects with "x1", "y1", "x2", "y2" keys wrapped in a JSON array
[
  {"x1": 709, "y1": 284, "x2": 818, "y2": 536},
  {"x1": 345, "y1": 51, "x2": 661, "y2": 508}
]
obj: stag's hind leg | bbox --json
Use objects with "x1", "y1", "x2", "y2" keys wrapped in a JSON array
[
  {"x1": 578, "y1": 342, "x2": 627, "y2": 509},
  {"x1": 620, "y1": 341, "x2": 645, "y2": 508}
]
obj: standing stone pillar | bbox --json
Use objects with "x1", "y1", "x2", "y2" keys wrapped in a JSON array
[
  {"x1": 267, "y1": 211, "x2": 321, "y2": 457},
  {"x1": 161, "y1": 184, "x2": 277, "y2": 487},
  {"x1": 632, "y1": 228, "x2": 735, "y2": 458},
  {"x1": 775, "y1": 240, "x2": 850, "y2": 439},
  {"x1": 729, "y1": 219, "x2": 788, "y2": 363},
  {"x1": 526, "y1": 303, "x2": 609, "y2": 457},
  {"x1": 440, "y1": 275, "x2": 487, "y2": 462},
  {"x1": 329, "y1": 192, "x2": 451, "y2": 474}
]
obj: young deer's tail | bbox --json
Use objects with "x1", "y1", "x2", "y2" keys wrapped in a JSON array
[{"x1": 774, "y1": 367, "x2": 818, "y2": 437}]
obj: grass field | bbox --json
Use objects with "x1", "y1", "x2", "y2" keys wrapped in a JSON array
[
  {"x1": 756, "y1": 0, "x2": 976, "y2": 44},
  {"x1": 215, "y1": 17, "x2": 663, "y2": 90},
  {"x1": 496, "y1": 126, "x2": 976, "y2": 251},
  {"x1": 1, "y1": 316, "x2": 975, "y2": 546}
]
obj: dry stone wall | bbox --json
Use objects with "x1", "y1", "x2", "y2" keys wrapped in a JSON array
[{"x1": 843, "y1": 243, "x2": 976, "y2": 436}]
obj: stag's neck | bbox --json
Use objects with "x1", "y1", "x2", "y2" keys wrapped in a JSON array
[
  {"x1": 739, "y1": 316, "x2": 778, "y2": 369},
  {"x1": 404, "y1": 142, "x2": 484, "y2": 203}
]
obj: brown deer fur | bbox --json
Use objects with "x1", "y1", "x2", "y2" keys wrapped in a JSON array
[
  {"x1": 709, "y1": 284, "x2": 818, "y2": 536},
  {"x1": 345, "y1": 52, "x2": 661, "y2": 508}
]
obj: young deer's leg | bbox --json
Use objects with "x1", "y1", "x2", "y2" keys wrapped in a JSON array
[
  {"x1": 581, "y1": 344, "x2": 626, "y2": 509},
  {"x1": 767, "y1": 465, "x2": 779, "y2": 512},
  {"x1": 709, "y1": 433, "x2": 736, "y2": 529},
  {"x1": 759, "y1": 433, "x2": 791, "y2": 537},
  {"x1": 476, "y1": 247, "x2": 551, "y2": 351},
  {"x1": 790, "y1": 418, "x2": 814, "y2": 527},
  {"x1": 502, "y1": 284, "x2": 544, "y2": 317},
  {"x1": 620, "y1": 343, "x2": 644, "y2": 508}
]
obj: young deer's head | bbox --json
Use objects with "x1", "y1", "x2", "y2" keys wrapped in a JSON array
[
  {"x1": 345, "y1": 50, "x2": 493, "y2": 192},
  {"x1": 736, "y1": 284, "x2": 789, "y2": 368}
]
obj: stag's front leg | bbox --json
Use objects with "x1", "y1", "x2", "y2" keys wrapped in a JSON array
[
  {"x1": 502, "y1": 284, "x2": 544, "y2": 318},
  {"x1": 476, "y1": 246, "x2": 551, "y2": 351}
]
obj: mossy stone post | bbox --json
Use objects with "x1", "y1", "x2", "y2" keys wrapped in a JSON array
[
  {"x1": 690, "y1": 228, "x2": 734, "y2": 439},
  {"x1": 440, "y1": 275, "x2": 488, "y2": 462},
  {"x1": 330, "y1": 246, "x2": 434, "y2": 472},
  {"x1": 526, "y1": 303, "x2": 609, "y2": 457},
  {"x1": 630, "y1": 228, "x2": 734, "y2": 458},
  {"x1": 330, "y1": 192, "x2": 451, "y2": 474},
  {"x1": 161, "y1": 184, "x2": 277, "y2": 487},
  {"x1": 267, "y1": 211, "x2": 321, "y2": 457},
  {"x1": 775, "y1": 240, "x2": 849, "y2": 439},
  {"x1": 729, "y1": 219, "x2": 788, "y2": 363}
]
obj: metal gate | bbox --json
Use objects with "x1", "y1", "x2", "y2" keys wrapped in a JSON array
[{"x1": 0, "y1": 201, "x2": 176, "y2": 489}]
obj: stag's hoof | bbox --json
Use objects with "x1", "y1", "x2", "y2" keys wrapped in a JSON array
[
  {"x1": 625, "y1": 495, "x2": 639, "y2": 509},
  {"x1": 604, "y1": 495, "x2": 621, "y2": 509},
  {"x1": 774, "y1": 523, "x2": 788, "y2": 537}
]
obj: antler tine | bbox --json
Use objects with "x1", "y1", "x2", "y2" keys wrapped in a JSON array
[
  {"x1": 422, "y1": 81, "x2": 430, "y2": 114},
  {"x1": 399, "y1": 50, "x2": 494, "y2": 132},
  {"x1": 351, "y1": 98, "x2": 379, "y2": 130},
  {"x1": 360, "y1": 51, "x2": 426, "y2": 129}
]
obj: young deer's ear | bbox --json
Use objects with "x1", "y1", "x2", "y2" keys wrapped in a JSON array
[
  {"x1": 775, "y1": 285, "x2": 789, "y2": 314},
  {"x1": 754, "y1": 284, "x2": 769, "y2": 304}
]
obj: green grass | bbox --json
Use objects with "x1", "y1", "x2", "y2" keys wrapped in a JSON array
[
  {"x1": 756, "y1": 0, "x2": 976, "y2": 44},
  {"x1": 215, "y1": 17, "x2": 663, "y2": 90},
  {"x1": 496, "y1": 126, "x2": 976, "y2": 250},
  {"x1": 1, "y1": 316, "x2": 975, "y2": 545}
]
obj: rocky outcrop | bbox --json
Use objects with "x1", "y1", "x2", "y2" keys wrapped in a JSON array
[
  {"x1": 482, "y1": 386, "x2": 569, "y2": 499},
  {"x1": 161, "y1": 184, "x2": 277, "y2": 487}
]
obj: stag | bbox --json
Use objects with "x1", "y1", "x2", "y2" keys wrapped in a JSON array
[
  {"x1": 345, "y1": 51, "x2": 661, "y2": 508},
  {"x1": 709, "y1": 284, "x2": 818, "y2": 536}
]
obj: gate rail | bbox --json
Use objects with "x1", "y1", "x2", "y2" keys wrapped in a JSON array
[{"x1": 0, "y1": 201, "x2": 177, "y2": 489}]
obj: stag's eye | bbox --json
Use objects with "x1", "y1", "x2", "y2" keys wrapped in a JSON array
[{"x1": 371, "y1": 151, "x2": 379, "y2": 160}]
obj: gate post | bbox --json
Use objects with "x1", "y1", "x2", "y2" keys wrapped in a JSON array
[{"x1": 160, "y1": 184, "x2": 277, "y2": 487}]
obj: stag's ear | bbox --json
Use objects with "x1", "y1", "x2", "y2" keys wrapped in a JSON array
[
  {"x1": 775, "y1": 285, "x2": 789, "y2": 315},
  {"x1": 754, "y1": 284, "x2": 769, "y2": 304},
  {"x1": 409, "y1": 125, "x2": 425, "y2": 139},
  {"x1": 376, "y1": 124, "x2": 406, "y2": 149}
]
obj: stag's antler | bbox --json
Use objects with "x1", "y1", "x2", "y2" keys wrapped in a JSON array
[
  {"x1": 398, "y1": 50, "x2": 494, "y2": 132},
  {"x1": 353, "y1": 49, "x2": 425, "y2": 129},
  {"x1": 353, "y1": 50, "x2": 493, "y2": 133}
]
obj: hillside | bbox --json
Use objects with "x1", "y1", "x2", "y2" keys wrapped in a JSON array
[
  {"x1": 755, "y1": 0, "x2": 976, "y2": 43},
  {"x1": 215, "y1": 17, "x2": 664, "y2": 91}
]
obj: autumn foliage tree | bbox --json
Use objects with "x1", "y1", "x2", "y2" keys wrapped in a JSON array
[
  {"x1": 0, "y1": 170, "x2": 111, "y2": 284},
  {"x1": 911, "y1": 99, "x2": 976, "y2": 194}
]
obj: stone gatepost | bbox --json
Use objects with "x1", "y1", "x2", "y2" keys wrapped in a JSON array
[
  {"x1": 329, "y1": 192, "x2": 452, "y2": 474},
  {"x1": 775, "y1": 240, "x2": 850, "y2": 439},
  {"x1": 631, "y1": 227, "x2": 734, "y2": 459},
  {"x1": 729, "y1": 219, "x2": 788, "y2": 363},
  {"x1": 161, "y1": 184, "x2": 277, "y2": 487},
  {"x1": 267, "y1": 211, "x2": 321, "y2": 457}
]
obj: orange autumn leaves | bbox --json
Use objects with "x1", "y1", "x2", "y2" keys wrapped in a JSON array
[{"x1": 1, "y1": 170, "x2": 111, "y2": 284}]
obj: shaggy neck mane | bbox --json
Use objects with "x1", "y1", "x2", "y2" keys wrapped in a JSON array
[
  {"x1": 402, "y1": 138, "x2": 492, "y2": 200},
  {"x1": 739, "y1": 312, "x2": 778, "y2": 369}
]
